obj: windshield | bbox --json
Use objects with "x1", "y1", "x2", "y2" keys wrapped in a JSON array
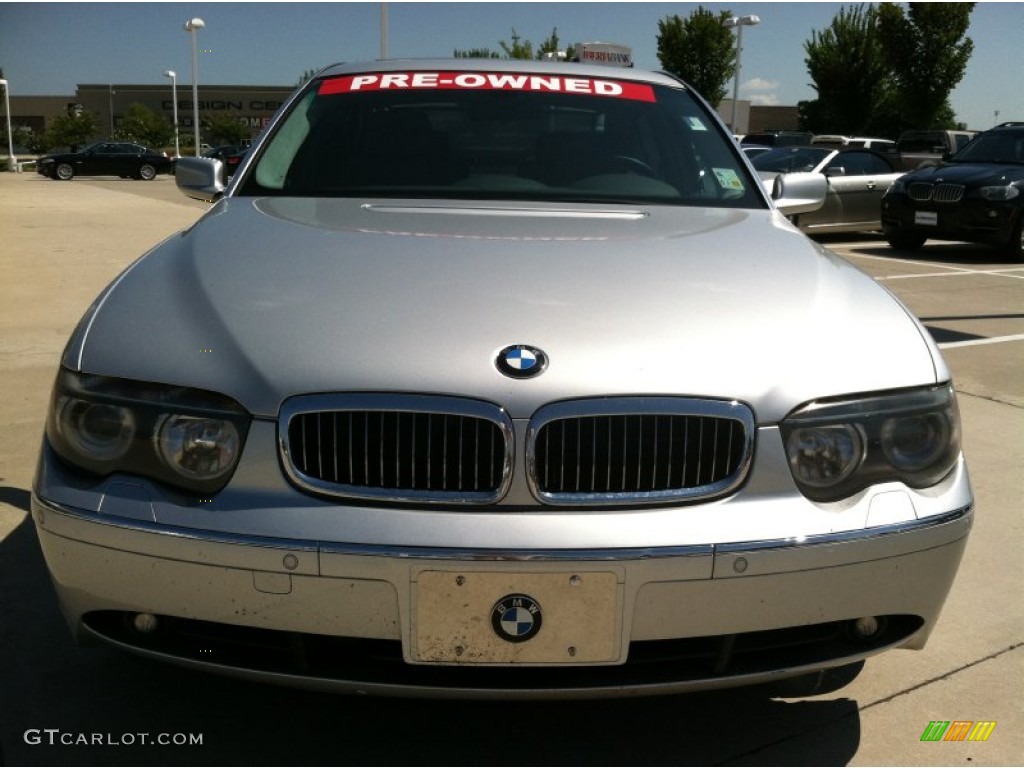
[
  {"x1": 237, "y1": 70, "x2": 763, "y2": 208},
  {"x1": 750, "y1": 146, "x2": 832, "y2": 173},
  {"x1": 950, "y1": 130, "x2": 1024, "y2": 165}
]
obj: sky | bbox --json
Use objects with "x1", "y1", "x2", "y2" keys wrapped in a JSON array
[{"x1": 1, "y1": 1, "x2": 1022, "y2": 132}]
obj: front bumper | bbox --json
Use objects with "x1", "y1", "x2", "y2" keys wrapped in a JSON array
[
  {"x1": 881, "y1": 193, "x2": 1019, "y2": 247},
  {"x1": 32, "y1": 486, "x2": 972, "y2": 698}
]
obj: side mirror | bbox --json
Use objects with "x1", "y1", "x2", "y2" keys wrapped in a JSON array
[
  {"x1": 771, "y1": 172, "x2": 827, "y2": 216},
  {"x1": 175, "y1": 156, "x2": 227, "y2": 202},
  {"x1": 824, "y1": 166, "x2": 845, "y2": 177}
]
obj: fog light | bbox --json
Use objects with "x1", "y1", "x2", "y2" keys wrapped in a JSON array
[
  {"x1": 850, "y1": 616, "x2": 881, "y2": 640},
  {"x1": 132, "y1": 612, "x2": 159, "y2": 634}
]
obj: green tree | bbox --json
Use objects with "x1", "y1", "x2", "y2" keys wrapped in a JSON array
[
  {"x1": 201, "y1": 113, "x2": 250, "y2": 146},
  {"x1": 536, "y1": 27, "x2": 563, "y2": 60},
  {"x1": 453, "y1": 47, "x2": 500, "y2": 59},
  {"x1": 802, "y1": 5, "x2": 895, "y2": 135},
  {"x1": 499, "y1": 28, "x2": 534, "y2": 60},
  {"x1": 0, "y1": 124, "x2": 52, "y2": 155},
  {"x1": 876, "y1": 2, "x2": 975, "y2": 130},
  {"x1": 46, "y1": 110, "x2": 99, "y2": 152},
  {"x1": 656, "y1": 7, "x2": 736, "y2": 106},
  {"x1": 114, "y1": 103, "x2": 174, "y2": 149},
  {"x1": 456, "y1": 27, "x2": 572, "y2": 61},
  {"x1": 20, "y1": 127, "x2": 53, "y2": 155}
]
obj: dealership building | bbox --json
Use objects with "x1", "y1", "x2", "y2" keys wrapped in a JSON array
[{"x1": 5, "y1": 83, "x2": 299, "y2": 150}]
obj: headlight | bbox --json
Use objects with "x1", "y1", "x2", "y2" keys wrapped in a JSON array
[
  {"x1": 56, "y1": 400, "x2": 136, "y2": 460},
  {"x1": 46, "y1": 368, "x2": 251, "y2": 494},
  {"x1": 781, "y1": 384, "x2": 960, "y2": 502},
  {"x1": 156, "y1": 415, "x2": 240, "y2": 481},
  {"x1": 977, "y1": 184, "x2": 1019, "y2": 201},
  {"x1": 885, "y1": 177, "x2": 906, "y2": 196}
]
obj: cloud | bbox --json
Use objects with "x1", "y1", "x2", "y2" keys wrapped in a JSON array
[{"x1": 742, "y1": 78, "x2": 780, "y2": 106}]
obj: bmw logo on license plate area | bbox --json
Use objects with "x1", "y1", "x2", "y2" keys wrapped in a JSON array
[
  {"x1": 496, "y1": 345, "x2": 548, "y2": 379},
  {"x1": 491, "y1": 594, "x2": 543, "y2": 643}
]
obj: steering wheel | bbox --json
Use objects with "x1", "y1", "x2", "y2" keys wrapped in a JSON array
[{"x1": 611, "y1": 155, "x2": 657, "y2": 177}]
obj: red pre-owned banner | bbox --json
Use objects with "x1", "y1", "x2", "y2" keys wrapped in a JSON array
[{"x1": 319, "y1": 72, "x2": 656, "y2": 102}]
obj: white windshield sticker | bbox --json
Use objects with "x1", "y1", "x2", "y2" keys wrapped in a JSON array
[{"x1": 713, "y1": 168, "x2": 744, "y2": 191}]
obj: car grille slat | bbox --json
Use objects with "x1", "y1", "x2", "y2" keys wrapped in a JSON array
[
  {"x1": 283, "y1": 396, "x2": 752, "y2": 507},
  {"x1": 908, "y1": 182, "x2": 965, "y2": 203},
  {"x1": 281, "y1": 395, "x2": 513, "y2": 504},
  {"x1": 527, "y1": 398, "x2": 754, "y2": 506}
]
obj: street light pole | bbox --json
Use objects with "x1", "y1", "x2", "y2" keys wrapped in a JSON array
[
  {"x1": 0, "y1": 79, "x2": 15, "y2": 172},
  {"x1": 163, "y1": 70, "x2": 180, "y2": 158},
  {"x1": 184, "y1": 17, "x2": 205, "y2": 156},
  {"x1": 723, "y1": 15, "x2": 760, "y2": 134}
]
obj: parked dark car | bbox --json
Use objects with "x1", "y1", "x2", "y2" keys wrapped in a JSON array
[
  {"x1": 881, "y1": 122, "x2": 1024, "y2": 260},
  {"x1": 741, "y1": 131, "x2": 814, "y2": 148},
  {"x1": 36, "y1": 141, "x2": 173, "y2": 181},
  {"x1": 202, "y1": 144, "x2": 248, "y2": 178},
  {"x1": 740, "y1": 144, "x2": 772, "y2": 160}
]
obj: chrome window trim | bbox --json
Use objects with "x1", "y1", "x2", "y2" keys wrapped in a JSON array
[
  {"x1": 278, "y1": 393, "x2": 515, "y2": 505},
  {"x1": 525, "y1": 397, "x2": 756, "y2": 506}
]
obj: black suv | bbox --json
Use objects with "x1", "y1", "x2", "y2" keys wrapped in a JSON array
[{"x1": 881, "y1": 122, "x2": 1024, "y2": 260}]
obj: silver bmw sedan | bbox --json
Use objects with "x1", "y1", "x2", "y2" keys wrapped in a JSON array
[{"x1": 33, "y1": 59, "x2": 972, "y2": 699}]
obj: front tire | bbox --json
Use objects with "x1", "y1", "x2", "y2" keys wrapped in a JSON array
[
  {"x1": 137, "y1": 163, "x2": 157, "y2": 181},
  {"x1": 885, "y1": 231, "x2": 926, "y2": 251},
  {"x1": 55, "y1": 163, "x2": 74, "y2": 181}
]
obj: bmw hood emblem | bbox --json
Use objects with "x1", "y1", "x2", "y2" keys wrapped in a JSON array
[
  {"x1": 491, "y1": 594, "x2": 543, "y2": 643},
  {"x1": 496, "y1": 345, "x2": 548, "y2": 379}
]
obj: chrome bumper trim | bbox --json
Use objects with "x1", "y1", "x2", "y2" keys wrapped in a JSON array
[
  {"x1": 32, "y1": 494, "x2": 319, "y2": 553},
  {"x1": 34, "y1": 493, "x2": 972, "y2": 563},
  {"x1": 716, "y1": 505, "x2": 973, "y2": 553}
]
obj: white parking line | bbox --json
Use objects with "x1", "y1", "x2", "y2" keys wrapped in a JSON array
[
  {"x1": 844, "y1": 251, "x2": 982, "y2": 272},
  {"x1": 880, "y1": 269, "x2": 1024, "y2": 281},
  {"x1": 842, "y1": 252, "x2": 1024, "y2": 280},
  {"x1": 938, "y1": 333, "x2": 1024, "y2": 349}
]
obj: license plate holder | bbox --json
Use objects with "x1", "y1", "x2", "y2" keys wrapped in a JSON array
[
  {"x1": 411, "y1": 569, "x2": 622, "y2": 665},
  {"x1": 915, "y1": 210, "x2": 938, "y2": 226}
]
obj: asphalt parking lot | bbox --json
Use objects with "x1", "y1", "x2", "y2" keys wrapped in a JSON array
[{"x1": 0, "y1": 172, "x2": 1021, "y2": 767}]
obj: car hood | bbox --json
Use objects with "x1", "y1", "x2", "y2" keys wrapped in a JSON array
[
  {"x1": 906, "y1": 162, "x2": 1024, "y2": 185},
  {"x1": 67, "y1": 198, "x2": 943, "y2": 422}
]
